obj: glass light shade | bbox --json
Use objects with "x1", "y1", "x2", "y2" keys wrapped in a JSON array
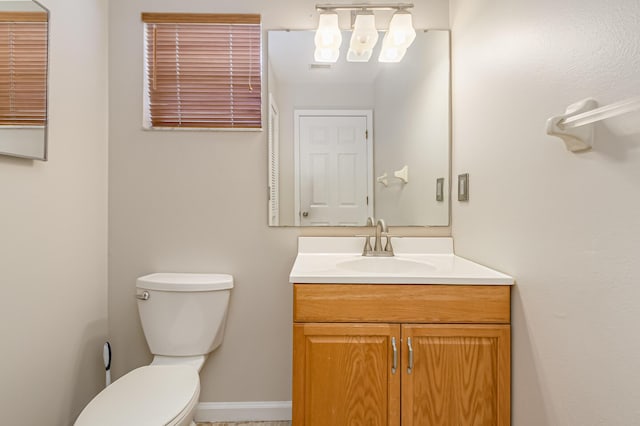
[
  {"x1": 314, "y1": 46, "x2": 340, "y2": 62},
  {"x1": 315, "y1": 13, "x2": 342, "y2": 50},
  {"x1": 378, "y1": 37, "x2": 407, "y2": 63},
  {"x1": 386, "y1": 11, "x2": 416, "y2": 49},
  {"x1": 346, "y1": 48, "x2": 372, "y2": 62},
  {"x1": 347, "y1": 13, "x2": 379, "y2": 62}
]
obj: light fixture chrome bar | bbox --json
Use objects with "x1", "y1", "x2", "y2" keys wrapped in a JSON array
[{"x1": 316, "y1": 3, "x2": 414, "y2": 12}]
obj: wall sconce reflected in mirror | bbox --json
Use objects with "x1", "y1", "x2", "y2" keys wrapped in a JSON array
[{"x1": 315, "y1": 3, "x2": 415, "y2": 63}]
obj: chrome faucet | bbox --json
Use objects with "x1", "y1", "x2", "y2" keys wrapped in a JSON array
[
  {"x1": 373, "y1": 219, "x2": 387, "y2": 252},
  {"x1": 360, "y1": 217, "x2": 375, "y2": 255},
  {"x1": 360, "y1": 217, "x2": 394, "y2": 257}
]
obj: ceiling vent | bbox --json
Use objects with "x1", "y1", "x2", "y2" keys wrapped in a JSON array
[{"x1": 310, "y1": 63, "x2": 332, "y2": 70}]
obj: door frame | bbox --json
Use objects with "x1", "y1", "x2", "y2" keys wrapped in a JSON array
[{"x1": 293, "y1": 109, "x2": 374, "y2": 226}]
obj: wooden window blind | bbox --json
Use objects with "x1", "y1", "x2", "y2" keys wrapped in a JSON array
[
  {"x1": 0, "y1": 12, "x2": 48, "y2": 126},
  {"x1": 142, "y1": 13, "x2": 262, "y2": 129}
]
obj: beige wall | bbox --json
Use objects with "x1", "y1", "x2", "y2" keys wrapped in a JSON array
[
  {"x1": 450, "y1": 0, "x2": 640, "y2": 424},
  {"x1": 0, "y1": 0, "x2": 109, "y2": 424},
  {"x1": 108, "y1": 0, "x2": 449, "y2": 404}
]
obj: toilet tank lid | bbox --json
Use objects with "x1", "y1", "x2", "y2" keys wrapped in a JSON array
[{"x1": 137, "y1": 273, "x2": 234, "y2": 292}]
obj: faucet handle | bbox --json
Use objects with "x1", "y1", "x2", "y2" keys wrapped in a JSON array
[
  {"x1": 355, "y1": 234, "x2": 373, "y2": 255},
  {"x1": 382, "y1": 232, "x2": 396, "y2": 254}
]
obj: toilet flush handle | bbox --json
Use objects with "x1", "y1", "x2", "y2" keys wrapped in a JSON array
[{"x1": 136, "y1": 291, "x2": 150, "y2": 301}]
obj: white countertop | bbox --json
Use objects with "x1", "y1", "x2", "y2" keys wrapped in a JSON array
[{"x1": 289, "y1": 237, "x2": 514, "y2": 285}]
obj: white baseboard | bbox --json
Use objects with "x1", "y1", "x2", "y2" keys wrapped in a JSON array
[{"x1": 195, "y1": 401, "x2": 292, "y2": 422}]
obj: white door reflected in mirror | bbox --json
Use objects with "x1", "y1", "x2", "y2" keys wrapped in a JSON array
[{"x1": 296, "y1": 111, "x2": 373, "y2": 226}]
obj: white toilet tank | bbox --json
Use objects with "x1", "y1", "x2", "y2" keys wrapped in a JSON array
[{"x1": 136, "y1": 273, "x2": 233, "y2": 357}]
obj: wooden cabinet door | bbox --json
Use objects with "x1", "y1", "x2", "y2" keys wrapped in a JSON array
[
  {"x1": 401, "y1": 325, "x2": 511, "y2": 426},
  {"x1": 293, "y1": 323, "x2": 401, "y2": 426}
]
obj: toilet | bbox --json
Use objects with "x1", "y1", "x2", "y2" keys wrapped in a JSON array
[{"x1": 75, "y1": 273, "x2": 233, "y2": 426}]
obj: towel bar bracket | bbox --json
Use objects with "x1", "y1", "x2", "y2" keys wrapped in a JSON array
[
  {"x1": 546, "y1": 98, "x2": 598, "y2": 152},
  {"x1": 546, "y1": 96, "x2": 640, "y2": 152}
]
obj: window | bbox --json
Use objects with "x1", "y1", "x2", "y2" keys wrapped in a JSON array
[
  {"x1": 142, "y1": 13, "x2": 262, "y2": 130},
  {"x1": 0, "y1": 12, "x2": 47, "y2": 126}
]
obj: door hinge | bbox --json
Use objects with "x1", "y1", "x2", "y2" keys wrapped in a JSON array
[
  {"x1": 365, "y1": 130, "x2": 369, "y2": 140},
  {"x1": 366, "y1": 196, "x2": 369, "y2": 205}
]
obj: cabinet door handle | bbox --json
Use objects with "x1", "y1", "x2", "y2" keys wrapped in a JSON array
[
  {"x1": 391, "y1": 337, "x2": 397, "y2": 374},
  {"x1": 407, "y1": 337, "x2": 414, "y2": 374}
]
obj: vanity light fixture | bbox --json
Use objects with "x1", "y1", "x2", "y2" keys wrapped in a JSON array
[
  {"x1": 314, "y1": 11, "x2": 342, "y2": 62},
  {"x1": 315, "y1": 3, "x2": 414, "y2": 63},
  {"x1": 379, "y1": 9, "x2": 416, "y2": 62}
]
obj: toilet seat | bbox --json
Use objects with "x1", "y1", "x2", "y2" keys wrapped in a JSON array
[{"x1": 75, "y1": 365, "x2": 200, "y2": 426}]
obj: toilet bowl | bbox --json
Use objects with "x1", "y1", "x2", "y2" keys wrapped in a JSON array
[
  {"x1": 75, "y1": 365, "x2": 200, "y2": 426},
  {"x1": 75, "y1": 273, "x2": 233, "y2": 426}
]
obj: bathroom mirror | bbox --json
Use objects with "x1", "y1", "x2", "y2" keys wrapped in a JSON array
[
  {"x1": 267, "y1": 30, "x2": 450, "y2": 227},
  {"x1": 0, "y1": 1, "x2": 48, "y2": 161}
]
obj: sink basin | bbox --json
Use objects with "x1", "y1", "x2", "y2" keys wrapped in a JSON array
[{"x1": 336, "y1": 257, "x2": 436, "y2": 274}]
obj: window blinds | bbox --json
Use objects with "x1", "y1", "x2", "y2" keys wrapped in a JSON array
[
  {"x1": 0, "y1": 12, "x2": 47, "y2": 126},
  {"x1": 142, "y1": 13, "x2": 262, "y2": 129}
]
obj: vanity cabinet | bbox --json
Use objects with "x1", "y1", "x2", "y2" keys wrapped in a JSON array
[{"x1": 292, "y1": 284, "x2": 511, "y2": 426}]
